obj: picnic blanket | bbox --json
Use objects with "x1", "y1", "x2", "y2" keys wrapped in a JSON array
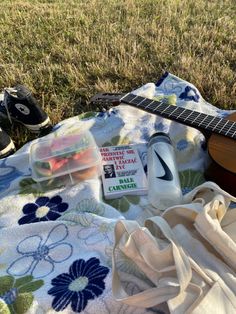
[{"x1": 0, "y1": 72, "x2": 235, "y2": 314}]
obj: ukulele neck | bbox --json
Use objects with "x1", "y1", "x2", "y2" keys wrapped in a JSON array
[{"x1": 120, "y1": 93, "x2": 236, "y2": 140}]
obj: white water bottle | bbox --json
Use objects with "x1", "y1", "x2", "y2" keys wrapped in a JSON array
[{"x1": 147, "y1": 132, "x2": 182, "y2": 210}]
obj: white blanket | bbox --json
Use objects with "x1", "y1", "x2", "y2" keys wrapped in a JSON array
[{"x1": 0, "y1": 73, "x2": 234, "y2": 314}]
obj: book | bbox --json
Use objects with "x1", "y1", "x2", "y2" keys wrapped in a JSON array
[{"x1": 99, "y1": 145, "x2": 148, "y2": 199}]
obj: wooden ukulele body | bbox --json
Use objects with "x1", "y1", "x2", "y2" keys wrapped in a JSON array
[{"x1": 206, "y1": 112, "x2": 236, "y2": 196}]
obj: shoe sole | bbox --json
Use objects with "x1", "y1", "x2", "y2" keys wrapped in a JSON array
[
  {"x1": 0, "y1": 139, "x2": 16, "y2": 158},
  {"x1": 0, "y1": 112, "x2": 51, "y2": 133}
]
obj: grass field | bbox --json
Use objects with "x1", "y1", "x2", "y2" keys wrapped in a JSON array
[{"x1": 0, "y1": 0, "x2": 235, "y2": 147}]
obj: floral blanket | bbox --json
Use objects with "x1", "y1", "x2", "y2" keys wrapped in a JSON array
[{"x1": 0, "y1": 73, "x2": 234, "y2": 314}]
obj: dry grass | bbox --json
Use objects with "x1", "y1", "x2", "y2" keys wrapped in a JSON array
[{"x1": 0, "y1": 0, "x2": 235, "y2": 147}]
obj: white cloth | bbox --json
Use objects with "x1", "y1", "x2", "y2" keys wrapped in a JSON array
[{"x1": 0, "y1": 72, "x2": 235, "y2": 313}]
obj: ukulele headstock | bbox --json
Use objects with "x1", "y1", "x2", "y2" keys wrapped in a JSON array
[{"x1": 90, "y1": 92, "x2": 126, "y2": 106}]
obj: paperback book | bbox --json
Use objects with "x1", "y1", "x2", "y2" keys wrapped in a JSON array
[{"x1": 100, "y1": 145, "x2": 148, "y2": 199}]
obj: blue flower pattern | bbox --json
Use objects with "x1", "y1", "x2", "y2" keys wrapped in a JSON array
[
  {"x1": 140, "y1": 126, "x2": 151, "y2": 142},
  {"x1": 216, "y1": 109, "x2": 230, "y2": 118},
  {"x1": 48, "y1": 257, "x2": 109, "y2": 312},
  {"x1": 96, "y1": 108, "x2": 118, "y2": 118},
  {"x1": 77, "y1": 218, "x2": 115, "y2": 246},
  {"x1": 176, "y1": 139, "x2": 189, "y2": 151},
  {"x1": 18, "y1": 195, "x2": 69, "y2": 225},
  {"x1": 7, "y1": 224, "x2": 73, "y2": 278},
  {"x1": 0, "y1": 159, "x2": 24, "y2": 193},
  {"x1": 179, "y1": 86, "x2": 200, "y2": 102},
  {"x1": 138, "y1": 115, "x2": 168, "y2": 142},
  {"x1": 155, "y1": 71, "x2": 169, "y2": 87},
  {"x1": 1, "y1": 72, "x2": 232, "y2": 313},
  {"x1": 154, "y1": 120, "x2": 169, "y2": 133}
]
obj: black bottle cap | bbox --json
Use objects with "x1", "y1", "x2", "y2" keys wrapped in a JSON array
[{"x1": 148, "y1": 132, "x2": 172, "y2": 147}]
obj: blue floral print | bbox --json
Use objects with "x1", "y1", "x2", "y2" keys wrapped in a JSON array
[
  {"x1": 179, "y1": 86, "x2": 200, "y2": 102},
  {"x1": 0, "y1": 159, "x2": 24, "y2": 193},
  {"x1": 176, "y1": 139, "x2": 189, "y2": 151},
  {"x1": 140, "y1": 127, "x2": 151, "y2": 142},
  {"x1": 96, "y1": 108, "x2": 118, "y2": 118},
  {"x1": 48, "y1": 257, "x2": 109, "y2": 312},
  {"x1": 18, "y1": 195, "x2": 68, "y2": 225},
  {"x1": 154, "y1": 120, "x2": 169, "y2": 133},
  {"x1": 132, "y1": 114, "x2": 170, "y2": 144},
  {"x1": 155, "y1": 71, "x2": 169, "y2": 87},
  {"x1": 7, "y1": 224, "x2": 73, "y2": 278},
  {"x1": 216, "y1": 109, "x2": 230, "y2": 118},
  {"x1": 137, "y1": 115, "x2": 152, "y2": 142}
]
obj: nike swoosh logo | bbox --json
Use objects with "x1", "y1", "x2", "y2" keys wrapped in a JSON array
[{"x1": 154, "y1": 150, "x2": 173, "y2": 181}]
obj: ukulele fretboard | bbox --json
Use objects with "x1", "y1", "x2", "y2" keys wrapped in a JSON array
[{"x1": 120, "y1": 93, "x2": 236, "y2": 139}]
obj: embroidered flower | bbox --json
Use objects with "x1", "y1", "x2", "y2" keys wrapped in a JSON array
[
  {"x1": 7, "y1": 224, "x2": 73, "y2": 278},
  {"x1": 77, "y1": 217, "x2": 115, "y2": 245},
  {"x1": 18, "y1": 195, "x2": 69, "y2": 225},
  {"x1": 179, "y1": 86, "x2": 200, "y2": 102},
  {"x1": 48, "y1": 257, "x2": 109, "y2": 312},
  {"x1": 0, "y1": 275, "x2": 43, "y2": 314},
  {"x1": 59, "y1": 198, "x2": 107, "y2": 228}
]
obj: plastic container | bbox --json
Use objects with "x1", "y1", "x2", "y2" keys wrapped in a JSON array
[
  {"x1": 29, "y1": 130, "x2": 102, "y2": 190},
  {"x1": 147, "y1": 132, "x2": 183, "y2": 210}
]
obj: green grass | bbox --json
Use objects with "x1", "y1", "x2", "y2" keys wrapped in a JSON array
[{"x1": 0, "y1": 0, "x2": 235, "y2": 147}]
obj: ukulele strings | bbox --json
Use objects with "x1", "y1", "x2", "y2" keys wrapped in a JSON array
[{"x1": 120, "y1": 93, "x2": 236, "y2": 139}]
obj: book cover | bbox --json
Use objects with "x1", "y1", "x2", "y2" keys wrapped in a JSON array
[{"x1": 100, "y1": 145, "x2": 148, "y2": 199}]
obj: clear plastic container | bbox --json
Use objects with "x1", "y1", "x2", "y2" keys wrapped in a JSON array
[{"x1": 29, "y1": 130, "x2": 102, "y2": 190}]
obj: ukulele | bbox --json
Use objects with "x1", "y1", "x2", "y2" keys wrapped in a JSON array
[{"x1": 90, "y1": 92, "x2": 236, "y2": 196}]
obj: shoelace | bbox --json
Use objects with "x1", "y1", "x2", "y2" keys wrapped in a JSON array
[{"x1": 1, "y1": 87, "x2": 18, "y2": 125}]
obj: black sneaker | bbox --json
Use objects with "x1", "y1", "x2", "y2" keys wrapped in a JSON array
[
  {"x1": 0, "y1": 85, "x2": 52, "y2": 133},
  {"x1": 0, "y1": 127, "x2": 15, "y2": 158}
]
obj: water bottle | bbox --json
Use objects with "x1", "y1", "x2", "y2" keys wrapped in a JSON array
[{"x1": 147, "y1": 132, "x2": 183, "y2": 210}]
